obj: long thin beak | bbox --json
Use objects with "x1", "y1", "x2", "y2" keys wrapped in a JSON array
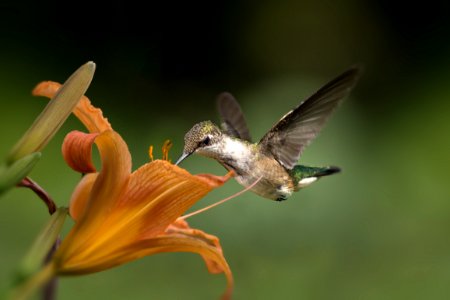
[{"x1": 175, "y1": 152, "x2": 191, "y2": 165}]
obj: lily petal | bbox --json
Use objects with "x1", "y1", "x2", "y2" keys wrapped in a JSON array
[
  {"x1": 61, "y1": 161, "x2": 231, "y2": 267},
  {"x1": 166, "y1": 218, "x2": 227, "y2": 274},
  {"x1": 120, "y1": 160, "x2": 230, "y2": 239},
  {"x1": 63, "y1": 130, "x2": 131, "y2": 222},
  {"x1": 69, "y1": 173, "x2": 98, "y2": 221},
  {"x1": 62, "y1": 131, "x2": 98, "y2": 173},
  {"x1": 59, "y1": 219, "x2": 233, "y2": 300},
  {"x1": 128, "y1": 224, "x2": 233, "y2": 300},
  {"x1": 57, "y1": 130, "x2": 131, "y2": 262},
  {"x1": 56, "y1": 158, "x2": 233, "y2": 271}
]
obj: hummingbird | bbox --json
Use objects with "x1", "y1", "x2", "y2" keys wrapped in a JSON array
[{"x1": 175, "y1": 67, "x2": 361, "y2": 201}]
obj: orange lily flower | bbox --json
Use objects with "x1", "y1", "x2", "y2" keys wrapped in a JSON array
[{"x1": 32, "y1": 82, "x2": 234, "y2": 299}]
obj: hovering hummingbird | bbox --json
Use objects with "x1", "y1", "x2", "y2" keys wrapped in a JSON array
[{"x1": 175, "y1": 67, "x2": 361, "y2": 201}]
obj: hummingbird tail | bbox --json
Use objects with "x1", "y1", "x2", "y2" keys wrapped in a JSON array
[
  {"x1": 290, "y1": 165, "x2": 341, "y2": 188},
  {"x1": 312, "y1": 166, "x2": 341, "y2": 177}
]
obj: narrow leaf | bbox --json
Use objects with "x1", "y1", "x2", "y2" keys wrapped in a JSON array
[
  {"x1": 16, "y1": 207, "x2": 68, "y2": 281},
  {"x1": 0, "y1": 152, "x2": 41, "y2": 195},
  {"x1": 8, "y1": 62, "x2": 96, "y2": 163}
]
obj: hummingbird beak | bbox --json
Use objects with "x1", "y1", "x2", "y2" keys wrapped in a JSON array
[{"x1": 175, "y1": 152, "x2": 191, "y2": 166}]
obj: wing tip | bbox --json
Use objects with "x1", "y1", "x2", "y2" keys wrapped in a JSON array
[
  {"x1": 216, "y1": 91, "x2": 235, "y2": 103},
  {"x1": 216, "y1": 91, "x2": 236, "y2": 113},
  {"x1": 342, "y1": 64, "x2": 364, "y2": 85}
]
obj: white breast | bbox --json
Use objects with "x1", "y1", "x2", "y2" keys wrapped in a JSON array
[{"x1": 222, "y1": 137, "x2": 252, "y2": 161}]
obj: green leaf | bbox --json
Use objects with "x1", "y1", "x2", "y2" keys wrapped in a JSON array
[
  {"x1": 15, "y1": 207, "x2": 68, "y2": 283},
  {"x1": 0, "y1": 152, "x2": 41, "y2": 195},
  {"x1": 8, "y1": 62, "x2": 96, "y2": 163}
]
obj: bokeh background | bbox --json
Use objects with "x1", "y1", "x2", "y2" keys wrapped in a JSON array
[{"x1": 1, "y1": 1, "x2": 450, "y2": 299}]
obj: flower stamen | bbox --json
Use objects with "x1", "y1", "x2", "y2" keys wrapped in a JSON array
[
  {"x1": 148, "y1": 145, "x2": 154, "y2": 162},
  {"x1": 162, "y1": 140, "x2": 172, "y2": 161},
  {"x1": 182, "y1": 175, "x2": 263, "y2": 220}
]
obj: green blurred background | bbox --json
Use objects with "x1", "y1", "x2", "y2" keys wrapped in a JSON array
[{"x1": 1, "y1": 1, "x2": 450, "y2": 299}]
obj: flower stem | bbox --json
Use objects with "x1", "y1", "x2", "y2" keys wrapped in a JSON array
[
  {"x1": 8, "y1": 263, "x2": 56, "y2": 300},
  {"x1": 17, "y1": 177, "x2": 56, "y2": 214},
  {"x1": 42, "y1": 238, "x2": 61, "y2": 300}
]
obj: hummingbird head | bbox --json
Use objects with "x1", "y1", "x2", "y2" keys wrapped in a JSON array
[{"x1": 175, "y1": 121, "x2": 223, "y2": 165}]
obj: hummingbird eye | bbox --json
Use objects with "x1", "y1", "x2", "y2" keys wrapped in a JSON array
[{"x1": 199, "y1": 136, "x2": 211, "y2": 147}]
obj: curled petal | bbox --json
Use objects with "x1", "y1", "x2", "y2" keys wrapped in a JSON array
[
  {"x1": 83, "y1": 130, "x2": 131, "y2": 221},
  {"x1": 166, "y1": 218, "x2": 225, "y2": 274},
  {"x1": 139, "y1": 226, "x2": 233, "y2": 300},
  {"x1": 57, "y1": 130, "x2": 132, "y2": 261},
  {"x1": 33, "y1": 81, "x2": 112, "y2": 133},
  {"x1": 62, "y1": 131, "x2": 98, "y2": 173},
  {"x1": 61, "y1": 130, "x2": 131, "y2": 222}
]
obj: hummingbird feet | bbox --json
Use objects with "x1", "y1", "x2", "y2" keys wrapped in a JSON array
[{"x1": 276, "y1": 195, "x2": 288, "y2": 202}]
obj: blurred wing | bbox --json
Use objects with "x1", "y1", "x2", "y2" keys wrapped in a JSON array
[
  {"x1": 259, "y1": 66, "x2": 362, "y2": 169},
  {"x1": 217, "y1": 92, "x2": 252, "y2": 142}
]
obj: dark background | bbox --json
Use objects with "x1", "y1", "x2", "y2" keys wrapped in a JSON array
[{"x1": 1, "y1": 1, "x2": 450, "y2": 299}]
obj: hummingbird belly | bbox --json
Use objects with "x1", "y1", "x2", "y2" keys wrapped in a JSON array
[
  {"x1": 236, "y1": 175, "x2": 294, "y2": 201},
  {"x1": 222, "y1": 156, "x2": 294, "y2": 201}
]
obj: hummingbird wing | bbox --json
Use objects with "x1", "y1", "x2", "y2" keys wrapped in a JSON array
[
  {"x1": 259, "y1": 67, "x2": 361, "y2": 169},
  {"x1": 217, "y1": 92, "x2": 252, "y2": 142}
]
